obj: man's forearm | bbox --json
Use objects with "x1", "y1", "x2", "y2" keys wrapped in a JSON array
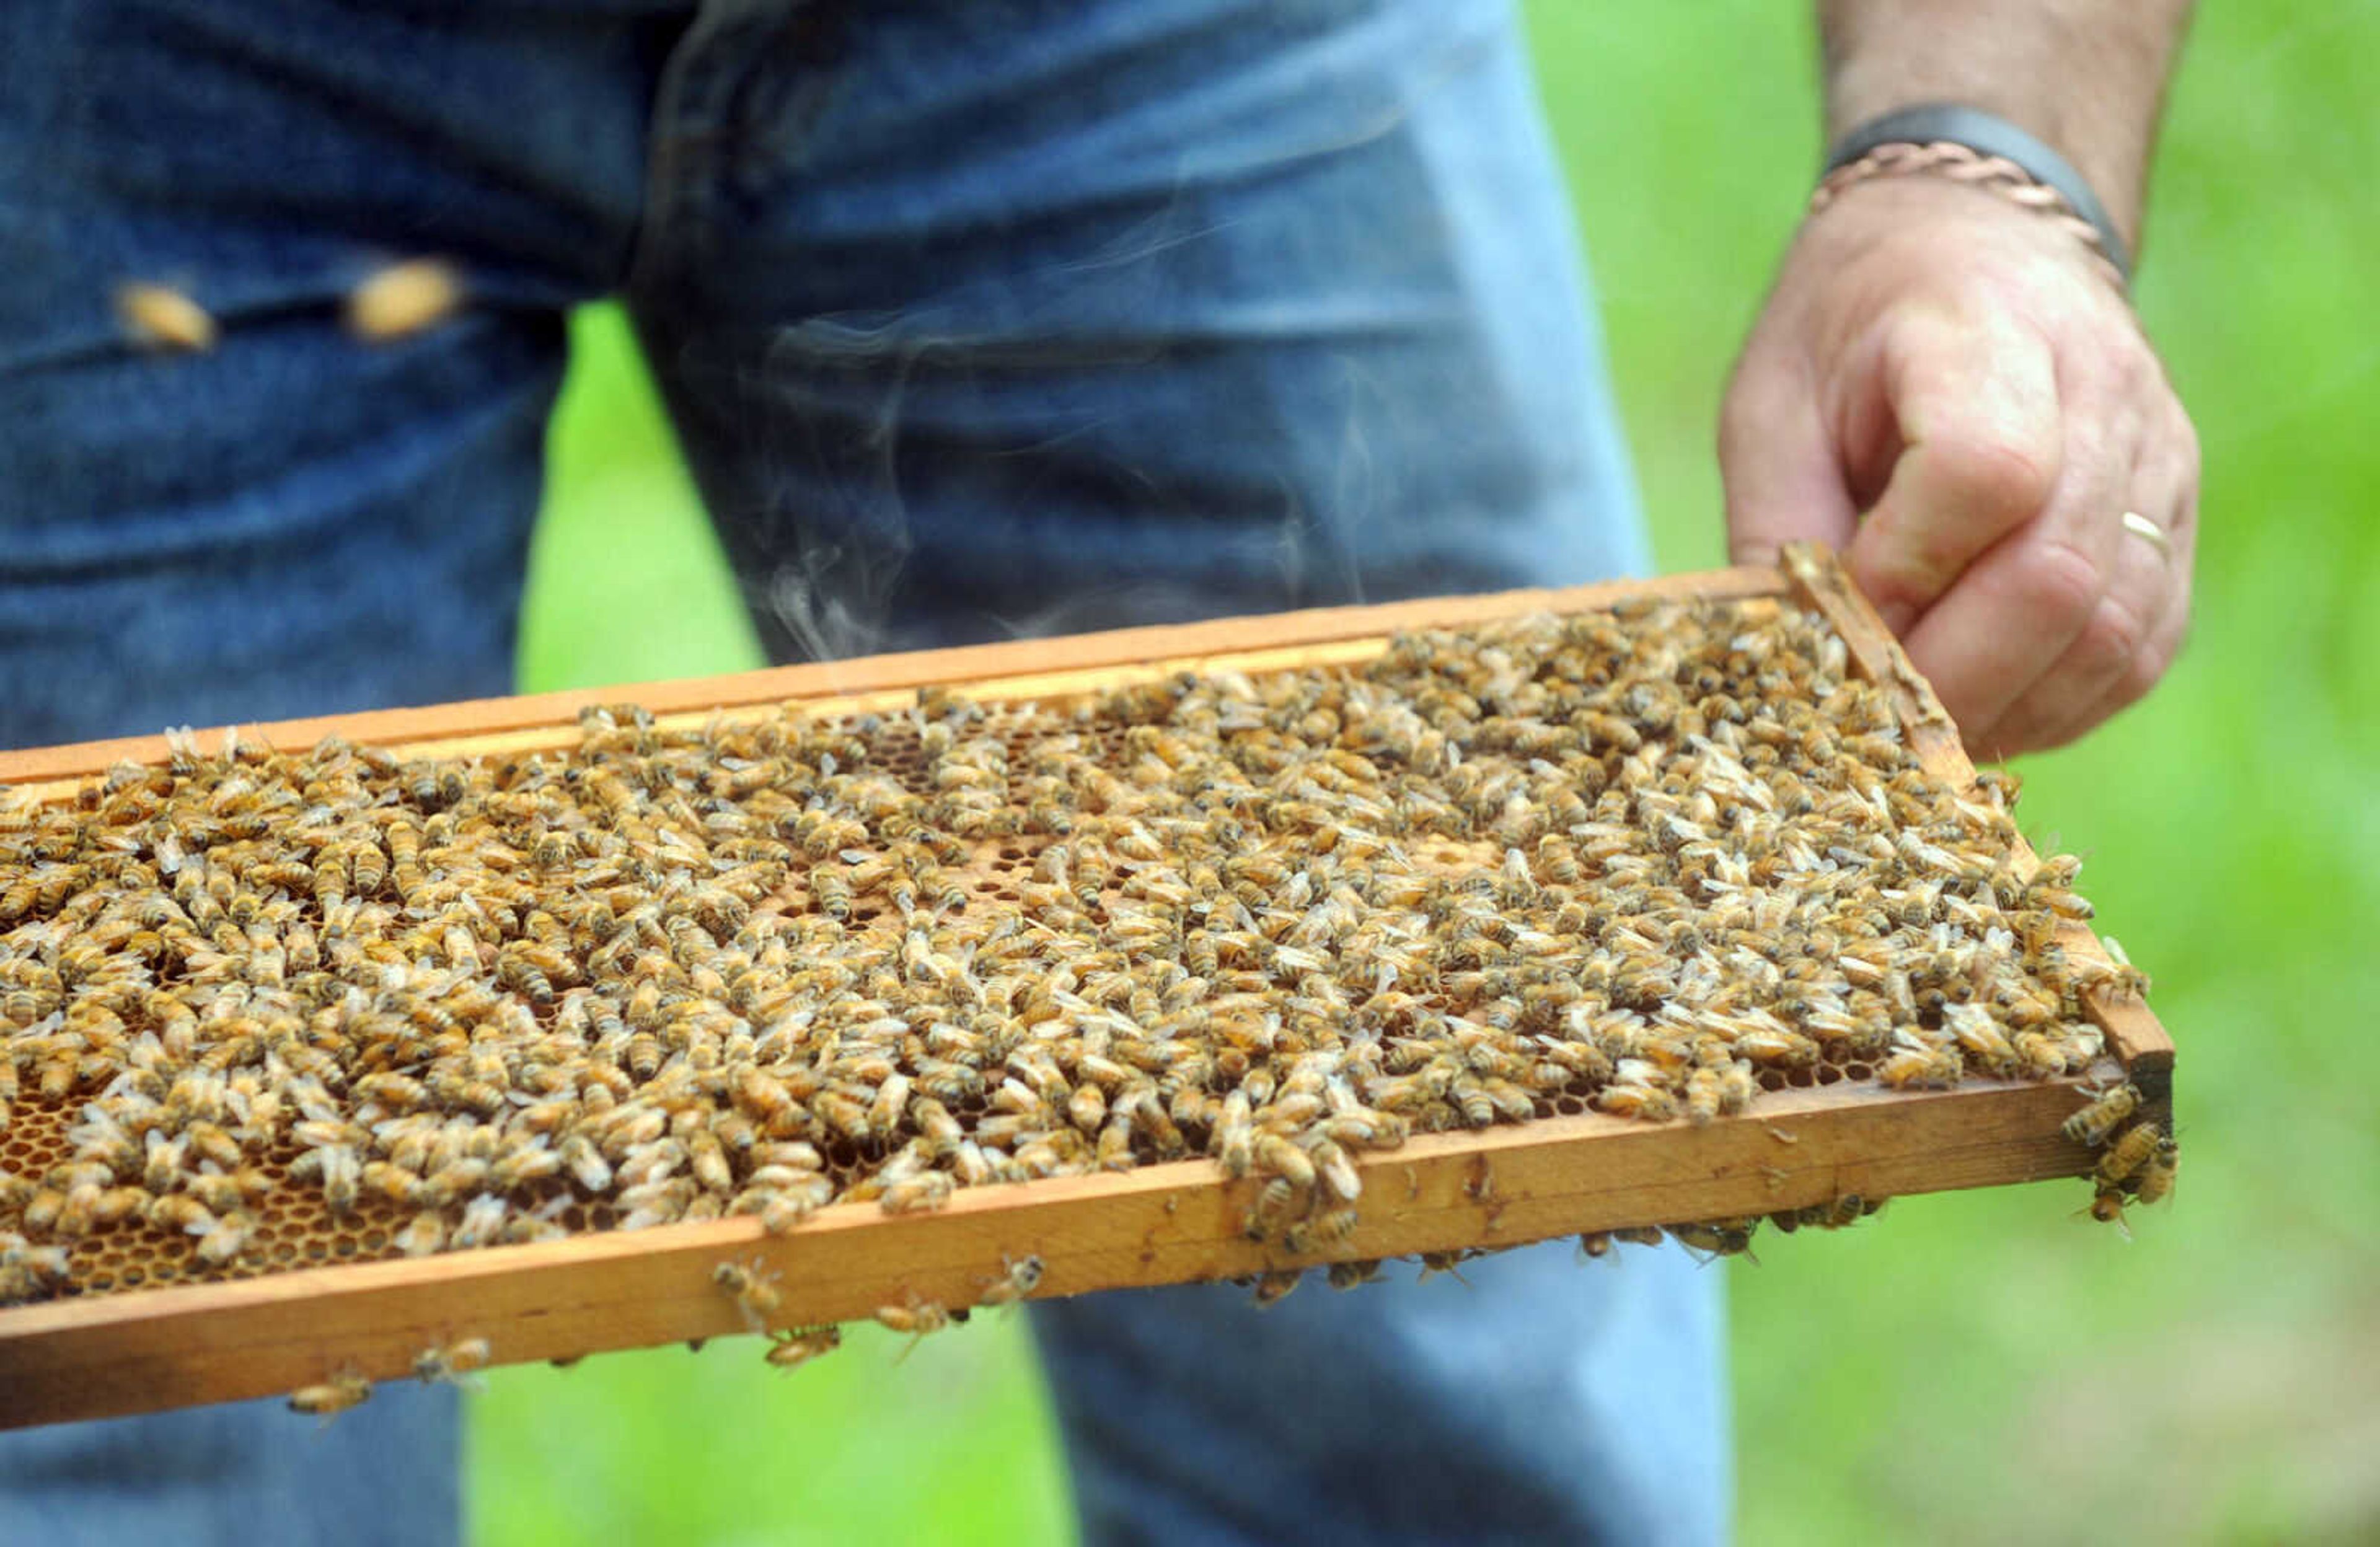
[{"x1": 1817, "y1": 1, "x2": 2195, "y2": 252}]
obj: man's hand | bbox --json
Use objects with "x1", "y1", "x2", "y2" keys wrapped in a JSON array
[{"x1": 1719, "y1": 175, "x2": 2197, "y2": 757}]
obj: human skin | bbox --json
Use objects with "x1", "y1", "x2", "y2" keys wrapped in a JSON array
[{"x1": 1721, "y1": 0, "x2": 2200, "y2": 757}]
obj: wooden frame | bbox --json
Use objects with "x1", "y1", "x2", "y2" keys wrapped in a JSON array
[{"x1": 0, "y1": 550, "x2": 2173, "y2": 1429}]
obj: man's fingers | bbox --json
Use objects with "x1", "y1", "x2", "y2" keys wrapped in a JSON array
[
  {"x1": 1718, "y1": 347, "x2": 1858, "y2": 567},
  {"x1": 1979, "y1": 425, "x2": 2198, "y2": 752},
  {"x1": 2069, "y1": 550, "x2": 2193, "y2": 744},
  {"x1": 1970, "y1": 539, "x2": 2162, "y2": 756},
  {"x1": 1897, "y1": 395, "x2": 2142, "y2": 745},
  {"x1": 1842, "y1": 311, "x2": 2064, "y2": 633}
]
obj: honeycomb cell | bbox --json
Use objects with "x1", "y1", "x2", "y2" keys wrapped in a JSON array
[{"x1": 1, "y1": 591, "x2": 2118, "y2": 1317}]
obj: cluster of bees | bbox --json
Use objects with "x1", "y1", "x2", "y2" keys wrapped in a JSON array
[
  {"x1": 115, "y1": 257, "x2": 462, "y2": 353},
  {"x1": 1, "y1": 592, "x2": 2163, "y2": 1395},
  {"x1": 2065, "y1": 1079, "x2": 2176, "y2": 1235}
]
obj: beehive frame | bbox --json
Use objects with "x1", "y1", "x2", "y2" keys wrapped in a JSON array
[{"x1": 0, "y1": 548, "x2": 2172, "y2": 1430}]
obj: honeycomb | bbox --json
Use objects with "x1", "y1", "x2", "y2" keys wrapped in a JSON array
[{"x1": 0, "y1": 591, "x2": 2166, "y2": 1314}]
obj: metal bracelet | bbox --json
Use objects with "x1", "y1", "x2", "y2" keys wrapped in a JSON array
[{"x1": 1816, "y1": 104, "x2": 2132, "y2": 289}]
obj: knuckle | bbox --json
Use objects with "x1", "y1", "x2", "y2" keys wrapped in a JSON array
[
  {"x1": 2020, "y1": 539, "x2": 2107, "y2": 633},
  {"x1": 2123, "y1": 611, "x2": 2192, "y2": 702},
  {"x1": 1933, "y1": 433, "x2": 2058, "y2": 521},
  {"x1": 2074, "y1": 593, "x2": 2151, "y2": 676}
]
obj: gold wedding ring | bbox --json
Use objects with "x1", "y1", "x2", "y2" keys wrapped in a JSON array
[{"x1": 2120, "y1": 510, "x2": 2171, "y2": 557}]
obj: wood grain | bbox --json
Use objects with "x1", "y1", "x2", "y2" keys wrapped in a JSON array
[
  {"x1": 0, "y1": 1069, "x2": 2111, "y2": 1432},
  {"x1": 0, "y1": 552, "x2": 2176, "y2": 1429}
]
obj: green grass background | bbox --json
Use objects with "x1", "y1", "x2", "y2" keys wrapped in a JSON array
[{"x1": 478, "y1": 7, "x2": 2380, "y2": 1543}]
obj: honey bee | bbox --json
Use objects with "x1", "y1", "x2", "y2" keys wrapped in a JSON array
[
  {"x1": 554, "y1": 1132, "x2": 614, "y2": 1194},
  {"x1": 2061, "y1": 1082, "x2": 2140, "y2": 1148},
  {"x1": 879, "y1": 1170, "x2": 954, "y2": 1214},
  {"x1": 1251, "y1": 1134, "x2": 1316, "y2": 1194},
  {"x1": 764, "y1": 1324, "x2": 842, "y2": 1372},
  {"x1": 750, "y1": 1176, "x2": 835, "y2": 1235},
  {"x1": 2011, "y1": 1030, "x2": 2072, "y2": 1081},
  {"x1": 1665, "y1": 1218, "x2": 1760, "y2": 1261},
  {"x1": 185, "y1": 1120, "x2": 245, "y2": 1170},
  {"x1": 490, "y1": 1139, "x2": 563, "y2": 1191},
  {"x1": 1281, "y1": 1206, "x2": 1360, "y2": 1254},
  {"x1": 90, "y1": 1185, "x2": 149, "y2": 1226},
  {"x1": 1715, "y1": 1060, "x2": 1758, "y2": 1116},
  {"x1": 1942, "y1": 1003, "x2": 2016, "y2": 1076},
  {"x1": 625, "y1": 1029, "x2": 664, "y2": 1082},
  {"x1": 421, "y1": 1156, "x2": 496, "y2": 1207},
  {"x1": 396, "y1": 1212, "x2": 449, "y2": 1258},
  {"x1": 496, "y1": 946, "x2": 558, "y2": 1005},
  {"x1": 1086, "y1": 1113, "x2": 1132, "y2": 1171},
  {"x1": 2025, "y1": 854, "x2": 2092, "y2": 919},
  {"x1": 1307, "y1": 1139, "x2": 1361, "y2": 1204},
  {"x1": 183, "y1": 1170, "x2": 257, "y2": 1216},
  {"x1": 1250, "y1": 1269, "x2": 1304, "y2": 1307},
  {"x1": 1, "y1": 1241, "x2": 73, "y2": 1298},
  {"x1": 1241, "y1": 1175, "x2": 1300, "y2": 1242},
  {"x1": 1448, "y1": 1070, "x2": 1498, "y2": 1129},
  {"x1": 814, "y1": 1090, "x2": 871, "y2": 1144},
  {"x1": 1066, "y1": 1080, "x2": 1108, "y2": 1134},
  {"x1": 145, "y1": 1192, "x2": 213, "y2": 1235},
  {"x1": 345, "y1": 258, "x2": 464, "y2": 342},
  {"x1": 1876, "y1": 1038, "x2": 1961, "y2": 1090},
  {"x1": 354, "y1": 1072, "x2": 428, "y2": 1113},
  {"x1": 2099, "y1": 937, "x2": 2151, "y2": 1002},
  {"x1": 867, "y1": 1073, "x2": 913, "y2": 1140},
  {"x1": 188, "y1": 1209, "x2": 255, "y2": 1266},
  {"x1": 1594, "y1": 1079, "x2": 1678, "y2": 1123},
  {"x1": 117, "y1": 281, "x2": 219, "y2": 351},
  {"x1": 1684, "y1": 1065, "x2": 1725, "y2": 1126},
  {"x1": 873, "y1": 1295, "x2": 951, "y2": 1357},
  {"x1": 2131, "y1": 1134, "x2": 2178, "y2": 1205},
  {"x1": 288, "y1": 1371, "x2": 372, "y2": 1421},
  {"x1": 685, "y1": 1127, "x2": 733, "y2": 1195},
  {"x1": 1732, "y1": 1023, "x2": 1820, "y2": 1068},
  {"x1": 973, "y1": 1253, "x2": 1044, "y2": 1310},
  {"x1": 2080, "y1": 1187, "x2": 2131, "y2": 1236},
  {"x1": 713, "y1": 1258, "x2": 783, "y2": 1333},
  {"x1": 2095, "y1": 1122, "x2": 2162, "y2": 1189},
  {"x1": 1415, "y1": 1249, "x2": 1473, "y2": 1282},
  {"x1": 1807, "y1": 1193, "x2": 1869, "y2": 1230},
  {"x1": 413, "y1": 1336, "x2": 492, "y2": 1386},
  {"x1": 809, "y1": 868, "x2": 854, "y2": 921},
  {"x1": 50, "y1": 1183, "x2": 105, "y2": 1239}
]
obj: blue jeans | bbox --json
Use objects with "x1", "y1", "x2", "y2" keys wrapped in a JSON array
[{"x1": 0, "y1": 2, "x2": 1724, "y2": 1542}]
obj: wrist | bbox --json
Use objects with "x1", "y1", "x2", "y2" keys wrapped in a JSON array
[
  {"x1": 1816, "y1": 104, "x2": 2131, "y2": 291},
  {"x1": 1779, "y1": 177, "x2": 2145, "y2": 353}
]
